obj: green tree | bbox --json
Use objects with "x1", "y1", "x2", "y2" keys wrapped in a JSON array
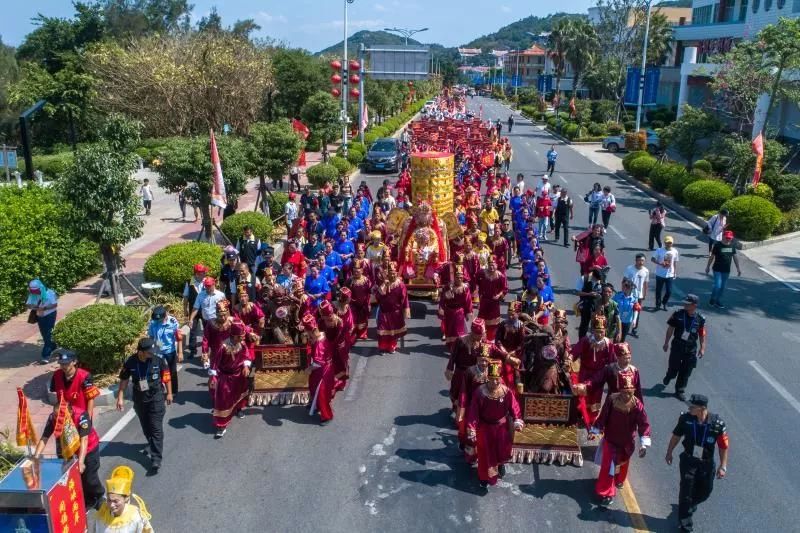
[
  {"x1": 661, "y1": 105, "x2": 721, "y2": 169},
  {"x1": 638, "y1": 12, "x2": 674, "y2": 66},
  {"x1": 156, "y1": 135, "x2": 249, "y2": 241},
  {"x1": 54, "y1": 139, "x2": 142, "y2": 305},
  {"x1": 563, "y1": 18, "x2": 599, "y2": 98},
  {"x1": 246, "y1": 120, "x2": 302, "y2": 215},
  {"x1": 0, "y1": 37, "x2": 20, "y2": 142},
  {"x1": 272, "y1": 49, "x2": 327, "y2": 119},
  {"x1": 301, "y1": 91, "x2": 340, "y2": 151},
  {"x1": 101, "y1": 0, "x2": 192, "y2": 38},
  {"x1": 548, "y1": 19, "x2": 570, "y2": 98}
]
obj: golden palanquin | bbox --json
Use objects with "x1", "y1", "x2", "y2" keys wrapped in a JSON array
[
  {"x1": 410, "y1": 152, "x2": 454, "y2": 216},
  {"x1": 248, "y1": 345, "x2": 310, "y2": 406},
  {"x1": 511, "y1": 393, "x2": 583, "y2": 466}
]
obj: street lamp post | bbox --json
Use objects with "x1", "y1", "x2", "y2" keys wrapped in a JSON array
[
  {"x1": 635, "y1": 0, "x2": 653, "y2": 132},
  {"x1": 514, "y1": 50, "x2": 521, "y2": 100},
  {"x1": 342, "y1": 0, "x2": 355, "y2": 157},
  {"x1": 384, "y1": 27, "x2": 429, "y2": 46}
]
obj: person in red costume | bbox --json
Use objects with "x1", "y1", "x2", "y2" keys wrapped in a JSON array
[
  {"x1": 209, "y1": 320, "x2": 253, "y2": 438},
  {"x1": 574, "y1": 341, "x2": 643, "y2": 404},
  {"x1": 347, "y1": 265, "x2": 372, "y2": 340},
  {"x1": 446, "y1": 319, "x2": 498, "y2": 414},
  {"x1": 488, "y1": 223, "x2": 509, "y2": 273},
  {"x1": 459, "y1": 354, "x2": 490, "y2": 464},
  {"x1": 49, "y1": 349, "x2": 100, "y2": 419},
  {"x1": 318, "y1": 300, "x2": 349, "y2": 391},
  {"x1": 304, "y1": 314, "x2": 336, "y2": 425},
  {"x1": 592, "y1": 374, "x2": 651, "y2": 507},
  {"x1": 233, "y1": 284, "x2": 264, "y2": 342},
  {"x1": 202, "y1": 300, "x2": 233, "y2": 370},
  {"x1": 494, "y1": 301, "x2": 528, "y2": 392},
  {"x1": 335, "y1": 287, "x2": 356, "y2": 349},
  {"x1": 281, "y1": 240, "x2": 307, "y2": 278},
  {"x1": 476, "y1": 256, "x2": 508, "y2": 341},
  {"x1": 374, "y1": 262, "x2": 410, "y2": 354},
  {"x1": 466, "y1": 361, "x2": 524, "y2": 490},
  {"x1": 571, "y1": 315, "x2": 616, "y2": 429},
  {"x1": 439, "y1": 266, "x2": 473, "y2": 349}
]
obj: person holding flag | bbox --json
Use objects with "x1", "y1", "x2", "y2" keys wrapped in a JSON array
[{"x1": 210, "y1": 129, "x2": 227, "y2": 218}]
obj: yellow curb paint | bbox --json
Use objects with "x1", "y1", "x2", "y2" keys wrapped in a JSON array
[{"x1": 620, "y1": 481, "x2": 650, "y2": 532}]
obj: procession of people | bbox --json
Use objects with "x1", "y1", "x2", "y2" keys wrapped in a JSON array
[{"x1": 17, "y1": 87, "x2": 728, "y2": 533}]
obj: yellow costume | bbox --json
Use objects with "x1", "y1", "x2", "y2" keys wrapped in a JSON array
[
  {"x1": 94, "y1": 466, "x2": 154, "y2": 533},
  {"x1": 478, "y1": 208, "x2": 499, "y2": 234}
]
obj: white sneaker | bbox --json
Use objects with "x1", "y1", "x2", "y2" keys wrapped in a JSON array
[{"x1": 203, "y1": 361, "x2": 210, "y2": 369}]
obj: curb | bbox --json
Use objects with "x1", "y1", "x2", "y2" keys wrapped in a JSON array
[{"x1": 612, "y1": 170, "x2": 799, "y2": 250}]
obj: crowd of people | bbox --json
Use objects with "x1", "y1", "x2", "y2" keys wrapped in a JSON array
[{"x1": 21, "y1": 88, "x2": 732, "y2": 533}]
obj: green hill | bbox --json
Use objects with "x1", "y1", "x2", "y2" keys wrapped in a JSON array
[
  {"x1": 316, "y1": 30, "x2": 425, "y2": 56},
  {"x1": 463, "y1": 12, "x2": 586, "y2": 52}
]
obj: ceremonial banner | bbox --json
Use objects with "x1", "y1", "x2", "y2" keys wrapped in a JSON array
[
  {"x1": 292, "y1": 118, "x2": 311, "y2": 166},
  {"x1": 752, "y1": 132, "x2": 764, "y2": 187},
  {"x1": 16, "y1": 387, "x2": 37, "y2": 448},
  {"x1": 210, "y1": 129, "x2": 227, "y2": 210}
]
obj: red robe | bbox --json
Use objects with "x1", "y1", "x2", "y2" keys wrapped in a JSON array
[
  {"x1": 585, "y1": 363, "x2": 643, "y2": 404},
  {"x1": 234, "y1": 304, "x2": 264, "y2": 357},
  {"x1": 571, "y1": 335, "x2": 616, "y2": 426},
  {"x1": 308, "y1": 333, "x2": 336, "y2": 422},
  {"x1": 440, "y1": 284, "x2": 472, "y2": 346},
  {"x1": 281, "y1": 250, "x2": 307, "y2": 278},
  {"x1": 466, "y1": 384, "x2": 522, "y2": 485},
  {"x1": 489, "y1": 237, "x2": 509, "y2": 272},
  {"x1": 459, "y1": 365, "x2": 488, "y2": 463},
  {"x1": 594, "y1": 394, "x2": 651, "y2": 498},
  {"x1": 476, "y1": 271, "x2": 508, "y2": 340},
  {"x1": 348, "y1": 276, "x2": 372, "y2": 340},
  {"x1": 462, "y1": 252, "x2": 481, "y2": 300},
  {"x1": 375, "y1": 279, "x2": 409, "y2": 353},
  {"x1": 211, "y1": 339, "x2": 253, "y2": 429},
  {"x1": 494, "y1": 321, "x2": 526, "y2": 390},
  {"x1": 202, "y1": 319, "x2": 232, "y2": 367},
  {"x1": 320, "y1": 316, "x2": 350, "y2": 391}
]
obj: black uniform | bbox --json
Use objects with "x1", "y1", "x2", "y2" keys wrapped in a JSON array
[
  {"x1": 236, "y1": 236, "x2": 261, "y2": 273},
  {"x1": 663, "y1": 310, "x2": 706, "y2": 394},
  {"x1": 119, "y1": 354, "x2": 170, "y2": 467},
  {"x1": 672, "y1": 412, "x2": 728, "y2": 530},
  {"x1": 42, "y1": 410, "x2": 105, "y2": 509},
  {"x1": 553, "y1": 195, "x2": 573, "y2": 246}
]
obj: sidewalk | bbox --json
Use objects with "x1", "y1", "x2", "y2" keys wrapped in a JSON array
[{"x1": 0, "y1": 163, "x2": 281, "y2": 437}]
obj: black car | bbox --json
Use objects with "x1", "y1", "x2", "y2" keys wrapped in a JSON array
[{"x1": 364, "y1": 138, "x2": 400, "y2": 173}]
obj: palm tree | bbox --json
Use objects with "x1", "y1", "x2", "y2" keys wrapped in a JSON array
[
  {"x1": 564, "y1": 18, "x2": 600, "y2": 98},
  {"x1": 639, "y1": 12, "x2": 674, "y2": 66},
  {"x1": 547, "y1": 19, "x2": 570, "y2": 102}
]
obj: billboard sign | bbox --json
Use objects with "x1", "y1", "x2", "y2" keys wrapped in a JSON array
[{"x1": 367, "y1": 45, "x2": 431, "y2": 81}]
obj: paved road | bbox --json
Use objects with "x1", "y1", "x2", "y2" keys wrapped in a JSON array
[{"x1": 90, "y1": 97, "x2": 800, "y2": 532}]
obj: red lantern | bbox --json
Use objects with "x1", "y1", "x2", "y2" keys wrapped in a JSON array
[
  {"x1": 349, "y1": 74, "x2": 360, "y2": 84},
  {"x1": 331, "y1": 74, "x2": 342, "y2": 83},
  {"x1": 350, "y1": 88, "x2": 360, "y2": 97},
  {"x1": 349, "y1": 60, "x2": 361, "y2": 71},
  {"x1": 331, "y1": 88, "x2": 341, "y2": 97},
  {"x1": 330, "y1": 60, "x2": 342, "y2": 70}
]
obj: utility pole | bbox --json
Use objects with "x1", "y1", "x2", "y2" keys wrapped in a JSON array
[
  {"x1": 342, "y1": 0, "x2": 355, "y2": 156},
  {"x1": 635, "y1": 0, "x2": 653, "y2": 132}
]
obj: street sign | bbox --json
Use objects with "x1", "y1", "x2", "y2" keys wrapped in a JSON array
[
  {"x1": 624, "y1": 67, "x2": 640, "y2": 105},
  {"x1": 643, "y1": 67, "x2": 660, "y2": 106},
  {"x1": 367, "y1": 45, "x2": 430, "y2": 81},
  {"x1": 537, "y1": 74, "x2": 552, "y2": 93},
  {"x1": 511, "y1": 75, "x2": 522, "y2": 88},
  {"x1": 1, "y1": 147, "x2": 18, "y2": 169}
]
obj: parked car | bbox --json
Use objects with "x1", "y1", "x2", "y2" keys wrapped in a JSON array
[
  {"x1": 602, "y1": 129, "x2": 660, "y2": 154},
  {"x1": 364, "y1": 138, "x2": 400, "y2": 173}
]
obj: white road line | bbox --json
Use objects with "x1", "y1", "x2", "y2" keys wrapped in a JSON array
[
  {"x1": 533, "y1": 150, "x2": 540, "y2": 155},
  {"x1": 749, "y1": 361, "x2": 800, "y2": 415},
  {"x1": 99, "y1": 408, "x2": 136, "y2": 450},
  {"x1": 608, "y1": 225, "x2": 626, "y2": 240},
  {"x1": 758, "y1": 266, "x2": 800, "y2": 292},
  {"x1": 344, "y1": 356, "x2": 369, "y2": 401},
  {"x1": 525, "y1": 141, "x2": 531, "y2": 146},
  {"x1": 558, "y1": 175, "x2": 568, "y2": 184}
]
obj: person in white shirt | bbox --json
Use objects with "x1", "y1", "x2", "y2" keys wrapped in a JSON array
[
  {"x1": 535, "y1": 174, "x2": 552, "y2": 198},
  {"x1": 515, "y1": 173, "x2": 526, "y2": 195},
  {"x1": 704, "y1": 208, "x2": 728, "y2": 252},
  {"x1": 285, "y1": 192, "x2": 300, "y2": 233},
  {"x1": 140, "y1": 179, "x2": 154, "y2": 215},
  {"x1": 623, "y1": 253, "x2": 650, "y2": 334},
  {"x1": 548, "y1": 184, "x2": 561, "y2": 231},
  {"x1": 651, "y1": 236, "x2": 679, "y2": 310},
  {"x1": 26, "y1": 279, "x2": 58, "y2": 364},
  {"x1": 600, "y1": 186, "x2": 616, "y2": 229}
]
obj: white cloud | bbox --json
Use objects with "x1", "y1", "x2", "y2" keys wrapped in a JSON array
[
  {"x1": 501, "y1": 5, "x2": 512, "y2": 13},
  {"x1": 257, "y1": 12, "x2": 288, "y2": 24},
  {"x1": 374, "y1": 3, "x2": 387, "y2": 11}
]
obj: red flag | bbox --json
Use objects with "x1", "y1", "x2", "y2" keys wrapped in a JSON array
[
  {"x1": 751, "y1": 132, "x2": 764, "y2": 187},
  {"x1": 569, "y1": 97, "x2": 576, "y2": 118},
  {"x1": 16, "y1": 387, "x2": 38, "y2": 447},
  {"x1": 210, "y1": 129, "x2": 227, "y2": 210},
  {"x1": 292, "y1": 118, "x2": 310, "y2": 140}
]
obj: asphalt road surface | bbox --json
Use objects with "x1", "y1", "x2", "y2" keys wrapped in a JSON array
[{"x1": 90, "y1": 97, "x2": 800, "y2": 532}]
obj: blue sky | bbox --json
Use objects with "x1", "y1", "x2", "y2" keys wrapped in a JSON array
[{"x1": 2, "y1": 0, "x2": 596, "y2": 52}]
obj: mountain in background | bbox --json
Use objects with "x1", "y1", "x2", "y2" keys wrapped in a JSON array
[
  {"x1": 463, "y1": 12, "x2": 586, "y2": 51},
  {"x1": 316, "y1": 30, "x2": 426, "y2": 56}
]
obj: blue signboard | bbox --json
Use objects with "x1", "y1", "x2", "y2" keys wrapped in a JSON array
[
  {"x1": 643, "y1": 67, "x2": 660, "y2": 106},
  {"x1": 510, "y1": 75, "x2": 522, "y2": 87},
  {"x1": 536, "y1": 74, "x2": 553, "y2": 93},
  {"x1": 624, "y1": 67, "x2": 640, "y2": 105},
  {"x1": 1, "y1": 149, "x2": 18, "y2": 169}
]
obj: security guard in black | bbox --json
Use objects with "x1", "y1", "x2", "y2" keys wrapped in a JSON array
[
  {"x1": 665, "y1": 394, "x2": 729, "y2": 532},
  {"x1": 117, "y1": 338, "x2": 172, "y2": 472},
  {"x1": 662, "y1": 294, "x2": 706, "y2": 399}
]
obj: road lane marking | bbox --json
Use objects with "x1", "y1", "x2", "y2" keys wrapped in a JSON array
[
  {"x1": 620, "y1": 481, "x2": 650, "y2": 533},
  {"x1": 608, "y1": 225, "x2": 626, "y2": 240},
  {"x1": 533, "y1": 150, "x2": 540, "y2": 155},
  {"x1": 344, "y1": 356, "x2": 369, "y2": 401},
  {"x1": 758, "y1": 266, "x2": 800, "y2": 292},
  {"x1": 99, "y1": 408, "x2": 137, "y2": 451},
  {"x1": 749, "y1": 361, "x2": 800, "y2": 414},
  {"x1": 558, "y1": 175, "x2": 568, "y2": 184}
]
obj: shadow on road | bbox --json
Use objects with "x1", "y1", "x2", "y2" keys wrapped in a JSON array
[{"x1": 261, "y1": 404, "x2": 320, "y2": 428}]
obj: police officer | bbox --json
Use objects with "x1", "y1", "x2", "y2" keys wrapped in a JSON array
[
  {"x1": 661, "y1": 294, "x2": 706, "y2": 401},
  {"x1": 665, "y1": 394, "x2": 729, "y2": 532},
  {"x1": 116, "y1": 338, "x2": 172, "y2": 473},
  {"x1": 147, "y1": 305, "x2": 182, "y2": 394}
]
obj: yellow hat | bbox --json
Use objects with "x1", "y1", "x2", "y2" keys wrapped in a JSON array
[
  {"x1": 487, "y1": 360, "x2": 502, "y2": 379},
  {"x1": 664, "y1": 235, "x2": 674, "y2": 244},
  {"x1": 478, "y1": 232, "x2": 487, "y2": 243},
  {"x1": 106, "y1": 465, "x2": 134, "y2": 496},
  {"x1": 370, "y1": 230, "x2": 381, "y2": 240}
]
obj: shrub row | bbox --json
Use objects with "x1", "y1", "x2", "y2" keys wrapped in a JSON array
[
  {"x1": 16, "y1": 152, "x2": 75, "y2": 180},
  {"x1": 143, "y1": 241, "x2": 222, "y2": 295},
  {"x1": 219, "y1": 211, "x2": 275, "y2": 245},
  {"x1": 306, "y1": 162, "x2": 340, "y2": 188}
]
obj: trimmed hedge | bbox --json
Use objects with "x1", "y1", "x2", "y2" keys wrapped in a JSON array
[
  {"x1": 683, "y1": 180, "x2": 733, "y2": 211},
  {"x1": 329, "y1": 156, "x2": 354, "y2": 178},
  {"x1": 306, "y1": 163, "x2": 339, "y2": 188},
  {"x1": 17, "y1": 152, "x2": 75, "y2": 180},
  {"x1": 0, "y1": 186, "x2": 100, "y2": 323},
  {"x1": 648, "y1": 163, "x2": 686, "y2": 193},
  {"x1": 607, "y1": 122, "x2": 623, "y2": 135},
  {"x1": 267, "y1": 191, "x2": 289, "y2": 221},
  {"x1": 622, "y1": 150, "x2": 650, "y2": 172},
  {"x1": 692, "y1": 159, "x2": 713, "y2": 174},
  {"x1": 747, "y1": 183, "x2": 774, "y2": 201},
  {"x1": 763, "y1": 173, "x2": 800, "y2": 212},
  {"x1": 668, "y1": 172, "x2": 702, "y2": 203},
  {"x1": 219, "y1": 211, "x2": 274, "y2": 244},
  {"x1": 52, "y1": 304, "x2": 147, "y2": 374},
  {"x1": 347, "y1": 150, "x2": 365, "y2": 167},
  {"x1": 627, "y1": 155, "x2": 657, "y2": 179},
  {"x1": 563, "y1": 123, "x2": 579, "y2": 140},
  {"x1": 720, "y1": 195, "x2": 782, "y2": 241},
  {"x1": 143, "y1": 242, "x2": 222, "y2": 295}
]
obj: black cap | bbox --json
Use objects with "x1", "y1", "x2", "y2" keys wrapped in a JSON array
[
  {"x1": 54, "y1": 349, "x2": 76, "y2": 364},
  {"x1": 151, "y1": 305, "x2": 166, "y2": 321},
  {"x1": 683, "y1": 294, "x2": 699, "y2": 305},
  {"x1": 137, "y1": 338, "x2": 155, "y2": 353},
  {"x1": 689, "y1": 394, "x2": 708, "y2": 407}
]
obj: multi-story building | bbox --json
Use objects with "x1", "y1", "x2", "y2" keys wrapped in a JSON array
[
  {"x1": 502, "y1": 44, "x2": 582, "y2": 93},
  {"x1": 672, "y1": 0, "x2": 800, "y2": 140}
]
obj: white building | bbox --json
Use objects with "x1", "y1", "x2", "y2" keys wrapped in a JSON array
[{"x1": 672, "y1": 0, "x2": 800, "y2": 140}]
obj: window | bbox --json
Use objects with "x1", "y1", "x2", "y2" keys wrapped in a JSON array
[
  {"x1": 777, "y1": 0, "x2": 785, "y2": 8},
  {"x1": 739, "y1": 0, "x2": 749, "y2": 19},
  {"x1": 692, "y1": 5, "x2": 714, "y2": 23},
  {"x1": 794, "y1": 0, "x2": 800, "y2": 11},
  {"x1": 765, "y1": 0, "x2": 772, "y2": 10},
  {"x1": 753, "y1": 0, "x2": 760, "y2": 12}
]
